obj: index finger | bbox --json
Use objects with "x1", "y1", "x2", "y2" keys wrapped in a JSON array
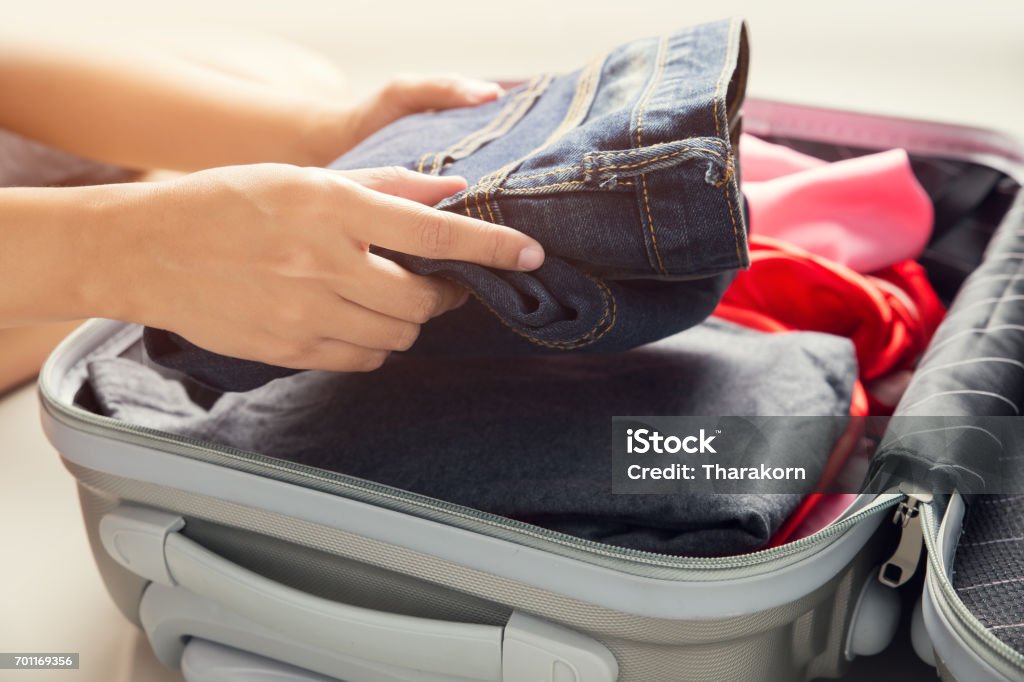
[{"x1": 341, "y1": 180, "x2": 545, "y2": 271}]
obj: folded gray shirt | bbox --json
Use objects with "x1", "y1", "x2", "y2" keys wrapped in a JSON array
[{"x1": 86, "y1": 320, "x2": 856, "y2": 556}]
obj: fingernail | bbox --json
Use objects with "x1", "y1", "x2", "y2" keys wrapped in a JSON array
[
  {"x1": 517, "y1": 245, "x2": 545, "y2": 270},
  {"x1": 464, "y1": 81, "x2": 504, "y2": 101},
  {"x1": 454, "y1": 289, "x2": 471, "y2": 309}
]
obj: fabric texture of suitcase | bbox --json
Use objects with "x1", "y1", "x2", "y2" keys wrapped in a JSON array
[
  {"x1": 954, "y1": 496, "x2": 1024, "y2": 654},
  {"x1": 39, "y1": 97, "x2": 1024, "y2": 682}
]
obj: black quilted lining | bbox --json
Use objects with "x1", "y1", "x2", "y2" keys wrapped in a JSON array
[
  {"x1": 954, "y1": 495, "x2": 1024, "y2": 653},
  {"x1": 895, "y1": 191, "x2": 1024, "y2": 419},
  {"x1": 864, "y1": 191, "x2": 1024, "y2": 497}
]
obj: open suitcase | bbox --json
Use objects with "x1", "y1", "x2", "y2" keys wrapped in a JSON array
[{"x1": 38, "y1": 98, "x2": 1024, "y2": 682}]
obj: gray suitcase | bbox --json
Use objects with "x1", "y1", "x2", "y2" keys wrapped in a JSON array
[{"x1": 38, "y1": 98, "x2": 1024, "y2": 681}]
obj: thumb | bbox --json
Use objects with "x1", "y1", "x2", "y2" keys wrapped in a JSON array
[
  {"x1": 335, "y1": 166, "x2": 469, "y2": 206},
  {"x1": 381, "y1": 74, "x2": 505, "y2": 116}
]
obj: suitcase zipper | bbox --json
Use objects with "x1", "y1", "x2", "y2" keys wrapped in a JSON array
[
  {"x1": 878, "y1": 494, "x2": 1024, "y2": 675},
  {"x1": 877, "y1": 491, "x2": 932, "y2": 588},
  {"x1": 41, "y1": 379, "x2": 901, "y2": 575},
  {"x1": 920, "y1": 501, "x2": 1024, "y2": 674}
]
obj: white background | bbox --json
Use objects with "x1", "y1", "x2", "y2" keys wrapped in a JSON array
[{"x1": 1, "y1": 2, "x2": 1022, "y2": 680}]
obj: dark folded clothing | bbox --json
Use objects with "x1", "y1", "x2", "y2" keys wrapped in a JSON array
[
  {"x1": 144, "y1": 18, "x2": 750, "y2": 392},
  {"x1": 90, "y1": 320, "x2": 855, "y2": 556}
]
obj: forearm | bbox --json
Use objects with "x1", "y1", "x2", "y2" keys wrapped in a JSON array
[
  {"x1": 0, "y1": 321, "x2": 82, "y2": 393},
  {"x1": 0, "y1": 185, "x2": 130, "y2": 326},
  {"x1": 0, "y1": 33, "x2": 345, "y2": 171}
]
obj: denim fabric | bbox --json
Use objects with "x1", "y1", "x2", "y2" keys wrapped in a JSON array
[
  {"x1": 91, "y1": 320, "x2": 855, "y2": 556},
  {"x1": 145, "y1": 18, "x2": 750, "y2": 391}
]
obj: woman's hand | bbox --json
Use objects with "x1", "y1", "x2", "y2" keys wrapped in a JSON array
[
  {"x1": 0, "y1": 29, "x2": 504, "y2": 172},
  {"x1": 1, "y1": 165, "x2": 543, "y2": 372},
  {"x1": 310, "y1": 74, "x2": 504, "y2": 161}
]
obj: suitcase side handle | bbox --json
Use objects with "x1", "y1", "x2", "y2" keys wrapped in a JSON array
[{"x1": 100, "y1": 505, "x2": 618, "y2": 682}]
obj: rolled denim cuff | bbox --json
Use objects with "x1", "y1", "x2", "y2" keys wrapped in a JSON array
[{"x1": 394, "y1": 18, "x2": 749, "y2": 351}]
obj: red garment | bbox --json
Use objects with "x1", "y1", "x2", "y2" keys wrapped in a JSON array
[
  {"x1": 718, "y1": 158, "x2": 945, "y2": 545},
  {"x1": 717, "y1": 236, "x2": 945, "y2": 387},
  {"x1": 715, "y1": 240, "x2": 944, "y2": 545}
]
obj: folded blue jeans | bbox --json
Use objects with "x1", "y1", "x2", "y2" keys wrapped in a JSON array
[{"x1": 145, "y1": 18, "x2": 750, "y2": 391}]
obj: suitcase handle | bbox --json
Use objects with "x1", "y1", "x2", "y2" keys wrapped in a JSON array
[{"x1": 100, "y1": 505, "x2": 618, "y2": 682}]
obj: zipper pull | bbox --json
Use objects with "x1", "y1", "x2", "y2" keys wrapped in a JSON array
[{"x1": 878, "y1": 492, "x2": 933, "y2": 588}]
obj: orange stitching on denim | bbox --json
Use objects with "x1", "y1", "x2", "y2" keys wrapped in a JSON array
[
  {"x1": 497, "y1": 178, "x2": 634, "y2": 194},
  {"x1": 470, "y1": 58, "x2": 603, "y2": 227},
  {"x1": 636, "y1": 38, "x2": 666, "y2": 149},
  {"x1": 465, "y1": 274, "x2": 617, "y2": 349},
  {"x1": 428, "y1": 155, "x2": 443, "y2": 175},
  {"x1": 465, "y1": 167, "x2": 499, "y2": 223},
  {"x1": 484, "y1": 191, "x2": 498, "y2": 223},
  {"x1": 437, "y1": 76, "x2": 542, "y2": 169},
  {"x1": 545, "y1": 55, "x2": 603, "y2": 145},
  {"x1": 474, "y1": 174, "x2": 491, "y2": 222},
  {"x1": 420, "y1": 75, "x2": 551, "y2": 176},
  {"x1": 482, "y1": 168, "x2": 500, "y2": 221},
  {"x1": 635, "y1": 35, "x2": 669, "y2": 275},
  {"x1": 454, "y1": 74, "x2": 550, "y2": 154},
  {"x1": 471, "y1": 173, "x2": 502, "y2": 223},
  {"x1": 590, "y1": 139, "x2": 727, "y2": 159},
  {"x1": 712, "y1": 18, "x2": 739, "y2": 140},
  {"x1": 502, "y1": 145, "x2": 727, "y2": 185},
  {"x1": 473, "y1": 160, "x2": 503, "y2": 223},
  {"x1": 595, "y1": 146, "x2": 725, "y2": 163},
  {"x1": 470, "y1": 173, "x2": 483, "y2": 220},
  {"x1": 724, "y1": 167, "x2": 743, "y2": 265},
  {"x1": 471, "y1": 183, "x2": 482, "y2": 220},
  {"x1": 462, "y1": 57, "x2": 615, "y2": 348},
  {"x1": 483, "y1": 168, "x2": 502, "y2": 224},
  {"x1": 628, "y1": 47, "x2": 644, "y2": 141},
  {"x1": 713, "y1": 18, "x2": 744, "y2": 263},
  {"x1": 560, "y1": 277, "x2": 618, "y2": 348},
  {"x1": 595, "y1": 147, "x2": 726, "y2": 173},
  {"x1": 499, "y1": 181, "x2": 588, "y2": 194},
  {"x1": 416, "y1": 153, "x2": 432, "y2": 174},
  {"x1": 472, "y1": 55, "x2": 604, "y2": 204},
  {"x1": 509, "y1": 166, "x2": 582, "y2": 181},
  {"x1": 454, "y1": 58, "x2": 615, "y2": 350},
  {"x1": 639, "y1": 174, "x2": 666, "y2": 272},
  {"x1": 711, "y1": 155, "x2": 735, "y2": 188},
  {"x1": 480, "y1": 150, "x2": 509, "y2": 223},
  {"x1": 438, "y1": 78, "x2": 540, "y2": 172},
  {"x1": 555, "y1": 277, "x2": 617, "y2": 348}
]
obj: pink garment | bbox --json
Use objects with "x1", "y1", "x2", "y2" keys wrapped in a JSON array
[
  {"x1": 739, "y1": 135, "x2": 934, "y2": 273},
  {"x1": 739, "y1": 133, "x2": 826, "y2": 181}
]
